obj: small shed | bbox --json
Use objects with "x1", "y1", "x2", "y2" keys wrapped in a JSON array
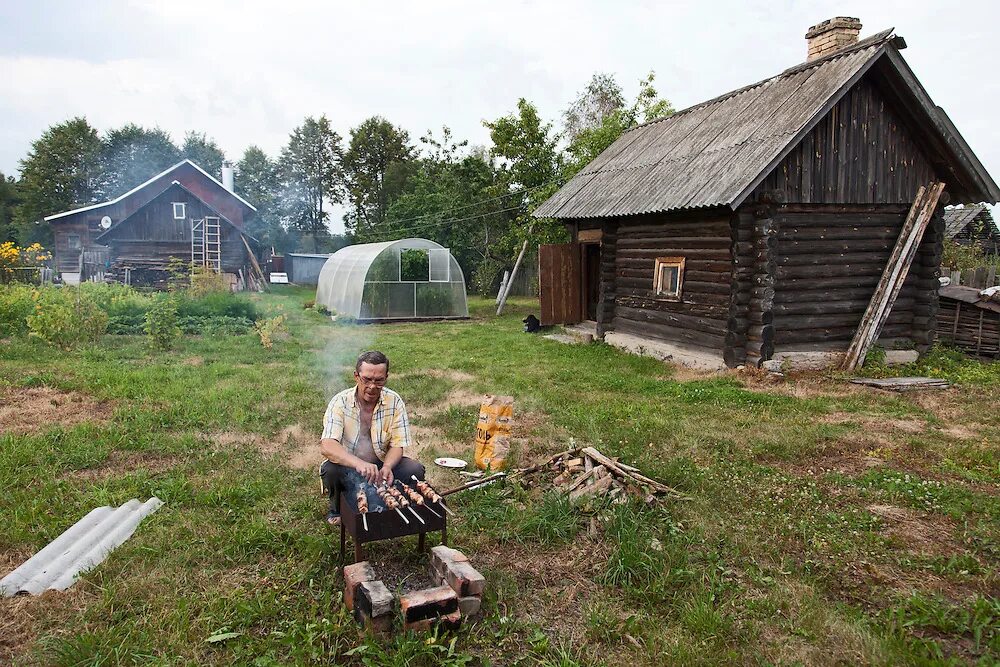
[
  {"x1": 943, "y1": 204, "x2": 999, "y2": 255},
  {"x1": 315, "y1": 239, "x2": 468, "y2": 322},
  {"x1": 937, "y1": 284, "x2": 1000, "y2": 358},
  {"x1": 286, "y1": 253, "x2": 331, "y2": 285},
  {"x1": 534, "y1": 18, "x2": 1000, "y2": 369}
]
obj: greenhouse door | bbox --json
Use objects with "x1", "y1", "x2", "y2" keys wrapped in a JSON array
[{"x1": 538, "y1": 242, "x2": 582, "y2": 326}]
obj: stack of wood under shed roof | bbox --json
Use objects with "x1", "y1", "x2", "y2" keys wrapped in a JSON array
[{"x1": 937, "y1": 284, "x2": 1000, "y2": 359}]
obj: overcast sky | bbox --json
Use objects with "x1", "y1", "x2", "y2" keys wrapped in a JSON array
[{"x1": 2, "y1": 1, "x2": 998, "y2": 232}]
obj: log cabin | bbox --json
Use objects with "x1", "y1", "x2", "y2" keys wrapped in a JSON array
[
  {"x1": 535, "y1": 18, "x2": 1000, "y2": 369},
  {"x1": 44, "y1": 159, "x2": 258, "y2": 288},
  {"x1": 943, "y1": 204, "x2": 999, "y2": 256}
]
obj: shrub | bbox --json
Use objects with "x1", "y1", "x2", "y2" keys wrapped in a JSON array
[
  {"x1": 188, "y1": 266, "x2": 230, "y2": 297},
  {"x1": 178, "y1": 315, "x2": 254, "y2": 336},
  {"x1": 0, "y1": 284, "x2": 37, "y2": 337},
  {"x1": 27, "y1": 287, "x2": 108, "y2": 348},
  {"x1": 144, "y1": 295, "x2": 181, "y2": 350},
  {"x1": 254, "y1": 314, "x2": 287, "y2": 348},
  {"x1": 176, "y1": 291, "x2": 259, "y2": 321}
]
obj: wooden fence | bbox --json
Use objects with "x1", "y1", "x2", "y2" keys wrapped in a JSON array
[{"x1": 946, "y1": 265, "x2": 999, "y2": 288}]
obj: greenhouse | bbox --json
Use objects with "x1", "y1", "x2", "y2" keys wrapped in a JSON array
[{"x1": 315, "y1": 238, "x2": 468, "y2": 322}]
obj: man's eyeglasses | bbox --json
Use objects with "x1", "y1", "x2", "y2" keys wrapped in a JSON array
[{"x1": 358, "y1": 375, "x2": 387, "y2": 387}]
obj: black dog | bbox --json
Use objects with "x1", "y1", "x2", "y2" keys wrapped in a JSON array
[{"x1": 523, "y1": 314, "x2": 541, "y2": 333}]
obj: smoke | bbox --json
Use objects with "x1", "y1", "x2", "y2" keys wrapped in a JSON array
[
  {"x1": 341, "y1": 467, "x2": 388, "y2": 512},
  {"x1": 315, "y1": 319, "x2": 375, "y2": 398}
]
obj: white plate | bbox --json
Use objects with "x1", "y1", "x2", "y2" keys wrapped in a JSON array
[{"x1": 434, "y1": 457, "x2": 468, "y2": 469}]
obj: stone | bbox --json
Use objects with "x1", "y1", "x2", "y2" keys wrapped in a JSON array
[{"x1": 458, "y1": 595, "x2": 482, "y2": 617}]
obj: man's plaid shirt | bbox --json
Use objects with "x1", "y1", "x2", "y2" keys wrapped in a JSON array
[{"x1": 321, "y1": 387, "x2": 412, "y2": 462}]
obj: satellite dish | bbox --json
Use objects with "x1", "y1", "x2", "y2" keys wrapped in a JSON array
[{"x1": 100, "y1": 216, "x2": 112, "y2": 229}]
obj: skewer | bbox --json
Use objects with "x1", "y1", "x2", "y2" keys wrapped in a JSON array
[
  {"x1": 394, "y1": 507, "x2": 409, "y2": 524},
  {"x1": 410, "y1": 475, "x2": 454, "y2": 516},
  {"x1": 362, "y1": 512, "x2": 368, "y2": 531},
  {"x1": 422, "y1": 503, "x2": 443, "y2": 519},
  {"x1": 407, "y1": 505, "x2": 426, "y2": 524}
]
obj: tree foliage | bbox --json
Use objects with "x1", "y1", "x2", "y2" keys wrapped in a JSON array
[
  {"x1": 278, "y1": 115, "x2": 344, "y2": 236},
  {"x1": 563, "y1": 71, "x2": 674, "y2": 178},
  {"x1": 14, "y1": 117, "x2": 103, "y2": 244},
  {"x1": 181, "y1": 131, "x2": 226, "y2": 179},
  {"x1": 99, "y1": 124, "x2": 181, "y2": 198},
  {"x1": 0, "y1": 173, "x2": 21, "y2": 243},
  {"x1": 343, "y1": 116, "x2": 416, "y2": 238}
]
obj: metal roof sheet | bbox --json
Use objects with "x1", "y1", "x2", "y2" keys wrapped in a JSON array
[
  {"x1": 943, "y1": 204, "x2": 996, "y2": 238},
  {"x1": 535, "y1": 33, "x2": 892, "y2": 219},
  {"x1": 1, "y1": 498, "x2": 163, "y2": 597}
]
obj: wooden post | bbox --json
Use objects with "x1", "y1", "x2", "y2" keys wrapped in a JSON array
[
  {"x1": 495, "y1": 270, "x2": 510, "y2": 305},
  {"x1": 497, "y1": 225, "x2": 533, "y2": 316}
]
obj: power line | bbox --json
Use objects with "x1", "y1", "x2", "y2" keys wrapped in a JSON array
[
  {"x1": 367, "y1": 172, "x2": 569, "y2": 231},
  {"x1": 370, "y1": 203, "x2": 527, "y2": 240}
]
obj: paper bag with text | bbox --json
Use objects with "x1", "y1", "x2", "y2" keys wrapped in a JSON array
[{"x1": 474, "y1": 395, "x2": 513, "y2": 471}]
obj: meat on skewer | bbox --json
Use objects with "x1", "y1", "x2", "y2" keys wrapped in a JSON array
[
  {"x1": 376, "y1": 485, "x2": 410, "y2": 524},
  {"x1": 356, "y1": 489, "x2": 369, "y2": 531},
  {"x1": 387, "y1": 486, "x2": 426, "y2": 524},
  {"x1": 410, "y1": 475, "x2": 455, "y2": 517}
]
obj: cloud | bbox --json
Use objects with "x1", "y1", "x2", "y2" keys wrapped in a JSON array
[{"x1": 2, "y1": 0, "x2": 999, "y2": 223}]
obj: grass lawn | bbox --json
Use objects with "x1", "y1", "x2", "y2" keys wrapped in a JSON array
[{"x1": 1, "y1": 287, "x2": 998, "y2": 665}]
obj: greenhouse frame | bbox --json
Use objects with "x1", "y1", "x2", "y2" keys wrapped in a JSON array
[{"x1": 315, "y1": 238, "x2": 469, "y2": 322}]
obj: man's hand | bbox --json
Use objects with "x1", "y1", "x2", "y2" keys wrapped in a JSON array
[
  {"x1": 356, "y1": 461, "x2": 379, "y2": 485},
  {"x1": 379, "y1": 466, "x2": 394, "y2": 486}
]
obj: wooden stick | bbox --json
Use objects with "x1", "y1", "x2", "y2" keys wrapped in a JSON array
[
  {"x1": 440, "y1": 472, "x2": 506, "y2": 496},
  {"x1": 566, "y1": 465, "x2": 602, "y2": 493},
  {"x1": 582, "y1": 447, "x2": 685, "y2": 497}
]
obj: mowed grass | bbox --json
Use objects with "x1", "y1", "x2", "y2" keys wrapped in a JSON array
[{"x1": 0, "y1": 286, "x2": 997, "y2": 665}]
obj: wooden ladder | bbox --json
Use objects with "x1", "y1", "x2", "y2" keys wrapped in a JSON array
[
  {"x1": 190, "y1": 218, "x2": 205, "y2": 267},
  {"x1": 204, "y1": 216, "x2": 221, "y2": 273},
  {"x1": 841, "y1": 182, "x2": 946, "y2": 372}
]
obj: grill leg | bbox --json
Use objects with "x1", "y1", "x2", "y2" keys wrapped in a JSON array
[
  {"x1": 339, "y1": 522, "x2": 345, "y2": 566},
  {"x1": 418, "y1": 531, "x2": 426, "y2": 552},
  {"x1": 355, "y1": 539, "x2": 363, "y2": 563},
  {"x1": 441, "y1": 524, "x2": 447, "y2": 546}
]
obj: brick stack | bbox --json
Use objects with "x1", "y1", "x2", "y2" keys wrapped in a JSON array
[
  {"x1": 429, "y1": 546, "x2": 485, "y2": 620},
  {"x1": 343, "y1": 546, "x2": 486, "y2": 634},
  {"x1": 805, "y1": 17, "x2": 861, "y2": 61}
]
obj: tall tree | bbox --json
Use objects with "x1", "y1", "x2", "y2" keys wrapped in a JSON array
[
  {"x1": 236, "y1": 146, "x2": 290, "y2": 252},
  {"x1": 564, "y1": 72, "x2": 675, "y2": 177},
  {"x1": 14, "y1": 117, "x2": 103, "y2": 245},
  {"x1": 342, "y1": 116, "x2": 416, "y2": 237},
  {"x1": 0, "y1": 173, "x2": 21, "y2": 243},
  {"x1": 181, "y1": 131, "x2": 226, "y2": 178},
  {"x1": 562, "y1": 72, "x2": 627, "y2": 142},
  {"x1": 484, "y1": 98, "x2": 566, "y2": 248},
  {"x1": 278, "y1": 115, "x2": 344, "y2": 237},
  {"x1": 98, "y1": 124, "x2": 181, "y2": 198}
]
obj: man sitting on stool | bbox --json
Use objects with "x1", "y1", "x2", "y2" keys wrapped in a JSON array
[{"x1": 320, "y1": 350, "x2": 426, "y2": 525}]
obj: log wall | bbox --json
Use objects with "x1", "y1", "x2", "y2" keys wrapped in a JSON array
[
  {"x1": 612, "y1": 210, "x2": 732, "y2": 354},
  {"x1": 767, "y1": 204, "x2": 942, "y2": 353}
]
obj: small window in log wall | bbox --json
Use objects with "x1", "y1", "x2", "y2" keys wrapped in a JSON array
[
  {"x1": 653, "y1": 256, "x2": 685, "y2": 301},
  {"x1": 172, "y1": 202, "x2": 186, "y2": 219},
  {"x1": 67, "y1": 234, "x2": 81, "y2": 250}
]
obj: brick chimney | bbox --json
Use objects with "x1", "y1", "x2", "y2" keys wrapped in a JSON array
[{"x1": 806, "y1": 17, "x2": 862, "y2": 61}]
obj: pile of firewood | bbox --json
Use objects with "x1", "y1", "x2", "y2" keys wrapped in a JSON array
[{"x1": 512, "y1": 445, "x2": 686, "y2": 502}]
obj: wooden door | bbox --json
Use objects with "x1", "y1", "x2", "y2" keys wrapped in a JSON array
[{"x1": 539, "y1": 242, "x2": 582, "y2": 325}]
